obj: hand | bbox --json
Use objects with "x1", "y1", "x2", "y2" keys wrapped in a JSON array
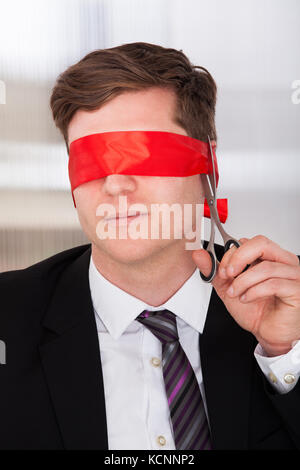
[{"x1": 192, "y1": 235, "x2": 300, "y2": 357}]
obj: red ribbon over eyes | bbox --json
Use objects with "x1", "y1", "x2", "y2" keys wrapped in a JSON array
[{"x1": 68, "y1": 130, "x2": 228, "y2": 222}]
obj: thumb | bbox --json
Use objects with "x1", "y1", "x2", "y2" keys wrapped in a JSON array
[{"x1": 192, "y1": 249, "x2": 213, "y2": 278}]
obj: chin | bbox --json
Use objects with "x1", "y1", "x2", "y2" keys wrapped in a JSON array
[{"x1": 92, "y1": 237, "x2": 174, "y2": 265}]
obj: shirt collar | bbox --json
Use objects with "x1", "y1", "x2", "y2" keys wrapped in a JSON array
[{"x1": 89, "y1": 253, "x2": 212, "y2": 340}]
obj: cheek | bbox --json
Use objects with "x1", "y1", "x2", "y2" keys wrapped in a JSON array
[
  {"x1": 74, "y1": 181, "x2": 102, "y2": 207},
  {"x1": 73, "y1": 189, "x2": 100, "y2": 229},
  {"x1": 149, "y1": 177, "x2": 186, "y2": 199},
  {"x1": 171, "y1": 177, "x2": 204, "y2": 204},
  {"x1": 187, "y1": 176, "x2": 205, "y2": 202},
  {"x1": 143, "y1": 177, "x2": 202, "y2": 205}
]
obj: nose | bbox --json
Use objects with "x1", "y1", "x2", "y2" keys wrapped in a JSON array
[{"x1": 103, "y1": 174, "x2": 136, "y2": 196}]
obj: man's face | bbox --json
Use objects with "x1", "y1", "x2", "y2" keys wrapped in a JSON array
[{"x1": 68, "y1": 87, "x2": 205, "y2": 265}]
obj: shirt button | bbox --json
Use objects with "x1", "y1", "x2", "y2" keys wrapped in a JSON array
[
  {"x1": 157, "y1": 435, "x2": 166, "y2": 446},
  {"x1": 284, "y1": 373, "x2": 296, "y2": 384},
  {"x1": 151, "y1": 357, "x2": 161, "y2": 367},
  {"x1": 268, "y1": 372, "x2": 278, "y2": 384}
]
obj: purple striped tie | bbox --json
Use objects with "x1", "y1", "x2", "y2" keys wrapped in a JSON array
[{"x1": 137, "y1": 309, "x2": 212, "y2": 450}]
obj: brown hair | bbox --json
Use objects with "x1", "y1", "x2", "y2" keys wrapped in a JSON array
[{"x1": 50, "y1": 42, "x2": 217, "y2": 153}]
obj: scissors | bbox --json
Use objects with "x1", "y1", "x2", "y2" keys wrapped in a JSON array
[{"x1": 199, "y1": 136, "x2": 250, "y2": 283}]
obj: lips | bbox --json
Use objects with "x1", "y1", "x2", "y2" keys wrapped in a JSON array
[{"x1": 104, "y1": 212, "x2": 148, "y2": 222}]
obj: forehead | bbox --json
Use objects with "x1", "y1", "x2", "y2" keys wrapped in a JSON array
[{"x1": 67, "y1": 87, "x2": 187, "y2": 146}]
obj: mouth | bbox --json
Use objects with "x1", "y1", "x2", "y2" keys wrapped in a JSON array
[{"x1": 104, "y1": 213, "x2": 148, "y2": 223}]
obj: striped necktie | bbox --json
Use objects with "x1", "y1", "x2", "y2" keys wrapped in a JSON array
[{"x1": 137, "y1": 309, "x2": 212, "y2": 450}]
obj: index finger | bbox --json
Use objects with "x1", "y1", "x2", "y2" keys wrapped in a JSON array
[{"x1": 226, "y1": 235, "x2": 300, "y2": 277}]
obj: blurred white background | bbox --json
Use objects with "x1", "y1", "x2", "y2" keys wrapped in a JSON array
[{"x1": 0, "y1": 0, "x2": 299, "y2": 270}]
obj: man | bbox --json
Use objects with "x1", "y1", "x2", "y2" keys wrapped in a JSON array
[{"x1": 0, "y1": 42, "x2": 300, "y2": 450}]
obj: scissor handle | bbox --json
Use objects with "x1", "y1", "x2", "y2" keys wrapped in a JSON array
[
  {"x1": 224, "y1": 239, "x2": 240, "y2": 252},
  {"x1": 224, "y1": 238, "x2": 250, "y2": 274},
  {"x1": 199, "y1": 239, "x2": 250, "y2": 283},
  {"x1": 199, "y1": 237, "x2": 237, "y2": 283},
  {"x1": 199, "y1": 250, "x2": 217, "y2": 283}
]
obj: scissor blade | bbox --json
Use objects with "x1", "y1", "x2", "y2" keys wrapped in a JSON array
[{"x1": 207, "y1": 135, "x2": 217, "y2": 198}]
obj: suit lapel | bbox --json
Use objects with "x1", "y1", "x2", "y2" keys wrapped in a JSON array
[
  {"x1": 200, "y1": 282, "x2": 256, "y2": 450},
  {"x1": 39, "y1": 245, "x2": 108, "y2": 449}
]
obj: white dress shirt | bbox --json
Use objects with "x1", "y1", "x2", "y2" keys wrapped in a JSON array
[{"x1": 88, "y1": 254, "x2": 300, "y2": 450}]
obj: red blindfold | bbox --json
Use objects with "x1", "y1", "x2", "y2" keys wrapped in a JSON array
[{"x1": 68, "y1": 130, "x2": 228, "y2": 222}]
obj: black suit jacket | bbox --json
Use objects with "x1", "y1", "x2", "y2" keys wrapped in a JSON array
[{"x1": 0, "y1": 241, "x2": 300, "y2": 450}]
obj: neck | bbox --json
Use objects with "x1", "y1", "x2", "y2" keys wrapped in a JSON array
[{"x1": 91, "y1": 241, "x2": 198, "y2": 306}]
